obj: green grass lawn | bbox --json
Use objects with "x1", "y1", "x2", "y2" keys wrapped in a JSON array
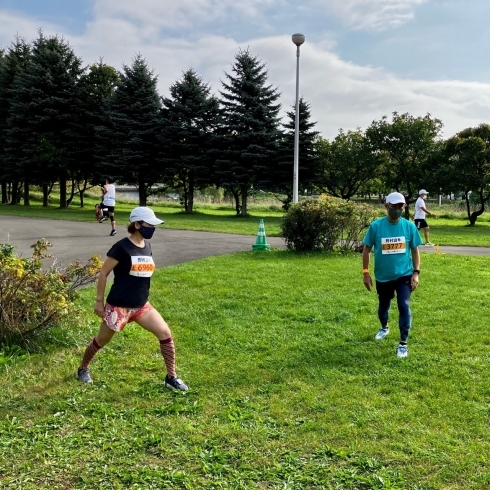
[
  {"x1": 1, "y1": 251, "x2": 489, "y2": 489},
  {"x1": 424, "y1": 218, "x2": 490, "y2": 247},
  {"x1": 2, "y1": 196, "x2": 490, "y2": 245},
  {"x1": 0, "y1": 195, "x2": 285, "y2": 236}
]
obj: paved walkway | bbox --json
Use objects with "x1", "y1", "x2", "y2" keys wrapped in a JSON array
[
  {"x1": 1, "y1": 216, "x2": 286, "y2": 267},
  {"x1": 2, "y1": 216, "x2": 490, "y2": 268}
]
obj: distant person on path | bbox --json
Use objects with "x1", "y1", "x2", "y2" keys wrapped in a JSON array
[
  {"x1": 101, "y1": 176, "x2": 117, "y2": 236},
  {"x1": 414, "y1": 189, "x2": 436, "y2": 246},
  {"x1": 362, "y1": 192, "x2": 423, "y2": 358},
  {"x1": 77, "y1": 206, "x2": 188, "y2": 391},
  {"x1": 95, "y1": 185, "x2": 108, "y2": 222}
]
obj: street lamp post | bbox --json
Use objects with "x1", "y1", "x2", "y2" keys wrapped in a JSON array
[{"x1": 292, "y1": 33, "x2": 305, "y2": 204}]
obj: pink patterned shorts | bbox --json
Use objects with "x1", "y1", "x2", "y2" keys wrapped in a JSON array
[{"x1": 103, "y1": 302, "x2": 154, "y2": 332}]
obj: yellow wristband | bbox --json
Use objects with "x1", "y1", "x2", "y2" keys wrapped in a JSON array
[{"x1": 362, "y1": 269, "x2": 370, "y2": 274}]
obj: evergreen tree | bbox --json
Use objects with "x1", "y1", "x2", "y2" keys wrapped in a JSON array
[
  {"x1": 75, "y1": 60, "x2": 119, "y2": 207},
  {"x1": 216, "y1": 49, "x2": 281, "y2": 216},
  {"x1": 270, "y1": 97, "x2": 319, "y2": 209},
  {"x1": 0, "y1": 46, "x2": 7, "y2": 203},
  {"x1": 0, "y1": 36, "x2": 31, "y2": 204},
  {"x1": 5, "y1": 32, "x2": 84, "y2": 208},
  {"x1": 160, "y1": 69, "x2": 220, "y2": 213},
  {"x1": 97, "y1": 55, "x2": 162, "y2": 206}
]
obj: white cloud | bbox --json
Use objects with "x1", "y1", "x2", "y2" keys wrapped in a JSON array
[
  {"x1": 1, "y1": 2, "x2": 489, "y2": 142},
  {"x1": 88, "y1": 0, "x2": 431, "y2": 34},
  {"x1": 93, "y1": 0, "x2": 278, "y2": 30},
  {"x1": 244, "y1": 36, "x2": 490, "y2": 138},
  {"x1": 322, "y1": 0, "x2": 429, "y2": 31},
  {"x1": 0, "y1": 10, "x2": 60, "y2": 48},
  {"x1": 71, "y1": 19, "x2": 241, "y2": 89}
]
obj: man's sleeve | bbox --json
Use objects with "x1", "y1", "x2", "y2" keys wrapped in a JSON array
[
  {"x1": 410, "y1": 223, "x2": 423, "y2": 248},
  {"x1": 363, "y1": 223, "x2": 375, "y2": 247}
]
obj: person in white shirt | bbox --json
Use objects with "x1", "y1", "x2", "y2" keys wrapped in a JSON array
[
  {"x1": 414, "y1": 189, "x2": 436, "y2": 246},
  {"x1": 101, "y1": 176, "x2": 117, "y2": 236}
]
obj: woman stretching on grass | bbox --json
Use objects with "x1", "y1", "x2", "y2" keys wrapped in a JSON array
[{"x1": 77, "y1": 206, "x2": 188, "y2": 391}]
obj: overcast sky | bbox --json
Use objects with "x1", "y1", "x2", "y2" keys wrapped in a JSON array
[{"x1": 1, "y1": 0, "x2": 489, "y2": 139}]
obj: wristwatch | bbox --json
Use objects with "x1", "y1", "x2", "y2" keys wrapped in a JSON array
[{"x1": 413, "y1": 269, "x2": 420, "y2": 274}]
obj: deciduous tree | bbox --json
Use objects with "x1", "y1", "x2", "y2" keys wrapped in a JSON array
[
  {"x1": 316, "y1": 129, "x2": 383, "y2": 200},
  {"x1": 441, "y1": 124, "x2": 490, "y2": 225},
  {"x1": 365, "y1": 112, "x2": 442, "y2": 217}
]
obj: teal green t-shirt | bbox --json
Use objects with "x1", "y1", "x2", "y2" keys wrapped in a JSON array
[{"x1": 363, "y1": 217, "x2": 423, "y2": 282}]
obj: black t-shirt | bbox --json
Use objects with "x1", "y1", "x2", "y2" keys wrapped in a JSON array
[{"x1": 105, "y1": 238, "x2": 155, "y2": 308}]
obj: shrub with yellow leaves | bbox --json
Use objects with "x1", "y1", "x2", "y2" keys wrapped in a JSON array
[{"x1": 0, "y1": 239, "x2": 102, "y2": 351}]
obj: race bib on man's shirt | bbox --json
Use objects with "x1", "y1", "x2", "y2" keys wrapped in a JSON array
[
  {"x1": 381, "y1": 236, "x2": 406, "y2": 254},
  {"x1": 129, "y1": 256, "x2": 155, "y2": 277}
]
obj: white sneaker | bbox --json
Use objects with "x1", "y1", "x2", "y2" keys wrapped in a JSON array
[
  {"x1": 397, "y1": 344, "x2": 408, "y2": 358},
  {"x1": 375, "y1": 327, "x2": 389, "y2": 340}
]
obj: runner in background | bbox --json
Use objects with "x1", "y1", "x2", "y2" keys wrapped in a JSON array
[
  {"x1": 414, "y1": 189, "x2": 436, "y2": 246},
  {"x1": 101, "y1": 177, "x2": 117, "y2": 236},
  {"x1": 95, "y1": 185, "x2": 107, "y2": 222}
]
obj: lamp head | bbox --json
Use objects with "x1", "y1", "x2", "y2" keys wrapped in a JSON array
[{"x1": 292, "y1": 33, "x2": 305, "y2": 46}]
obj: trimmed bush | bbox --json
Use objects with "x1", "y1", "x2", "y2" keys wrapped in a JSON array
[
  {"x1": 281, "y1": 195, "x2": 379, "y2": 252},
  {"x1": 0, "y1": 239, "x2": 102, "y2": 351}
]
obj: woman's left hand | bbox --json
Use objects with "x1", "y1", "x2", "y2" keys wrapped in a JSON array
[{"x1": 94, "y1": 300, "x2": 105, "y2": 318}]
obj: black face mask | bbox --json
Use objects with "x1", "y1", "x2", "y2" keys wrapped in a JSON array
[
  {"x1": 138, "y1": 225, "x2": 155, "y2": 239},
  {"x1": 388, "y1": 208, "x2": 403, "y2": 220}
]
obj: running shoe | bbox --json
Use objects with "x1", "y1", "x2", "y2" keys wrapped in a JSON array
[
  {"x1": 77, "y1": 367, "x2": 93, "y2": 383},
  {"x1": 164, "y1": 375, "x2": 188, "y2": 391},
  {"x1": 396, "y1": 344, "x2": 408, "y2": 358},
  {"x1": 424, "y1": 242, "x2": 434, "y2": 246},
  {"x1": 375, "y1": 327, "x2": 389, "y2": 340},
  {"x1": 110, "y1": 229, "x2": 117, "y2": 236}
]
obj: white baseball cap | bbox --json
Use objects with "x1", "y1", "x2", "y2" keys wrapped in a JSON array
[
  {"x1": 385, "y1": 192, "x2": 406, "y2": 204},
  {"x1": 129, "y1": 207, "x2": 164, "y2": 225},
  {"x1": 419, "y1": 189, "x2": 429, "y2": 195}
]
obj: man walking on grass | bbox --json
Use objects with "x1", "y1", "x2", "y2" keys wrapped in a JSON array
[
  {"x1": 362, "y1": 192, "x2": 422, "y2": 358},
  {"x1": 414, "y1": 189, "x2": 436, "y2": 246}
]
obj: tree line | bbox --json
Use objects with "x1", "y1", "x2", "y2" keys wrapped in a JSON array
[{"x1": 1, "y1": 32, "x2": 489, "y2": 221}]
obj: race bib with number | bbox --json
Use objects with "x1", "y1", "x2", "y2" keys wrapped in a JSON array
[
  {"x1": 129, "y1": 256, "x2": 155, "y2": 277},
  {"x1": 381, "y1": 236, "x2": 406, "y2": 254}
]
